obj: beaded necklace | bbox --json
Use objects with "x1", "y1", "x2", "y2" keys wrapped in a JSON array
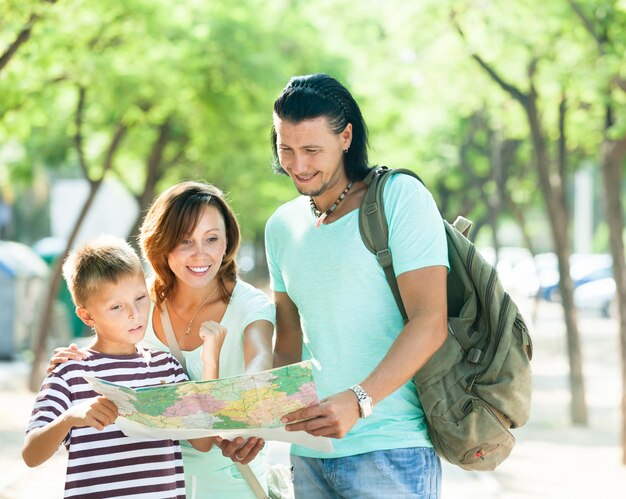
[{"x1": 309, "y1": 181, "x2": 354, "y2": 228}]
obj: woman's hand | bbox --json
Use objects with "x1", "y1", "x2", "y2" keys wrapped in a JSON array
[
  {"x1": 214, "y1": 436, "x2": 265, "y2": 465},
  {"x1": 47, "y1": 343, "x2": 90, "y2": 374},
  {"x1": 199, "y1": 321, "x2": 227, "y2": 380}
]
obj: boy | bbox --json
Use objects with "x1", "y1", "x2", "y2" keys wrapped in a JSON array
[{"x1": 22, "y1": 235, "x2": 214, "y2": 498}]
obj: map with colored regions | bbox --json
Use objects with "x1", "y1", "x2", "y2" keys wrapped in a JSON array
[{"x1": 85, "y1": 360, "x2": 332, "y2": 452}]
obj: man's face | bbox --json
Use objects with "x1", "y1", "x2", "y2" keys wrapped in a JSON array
[{"x1": 273, "y1": 114, "x2": 352, "y2": 199}]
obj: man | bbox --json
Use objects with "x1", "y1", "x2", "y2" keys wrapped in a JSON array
[{"x1": 265, "y1": 73, "x2": 449, "y2": 498}]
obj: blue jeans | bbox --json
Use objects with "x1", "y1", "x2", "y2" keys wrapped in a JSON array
[{"x1": 291, "y1": 447, "x2": 441, "y2": 499}]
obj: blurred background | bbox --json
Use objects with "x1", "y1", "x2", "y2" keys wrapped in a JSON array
[{"x1": 1, "y1": 0, "x2": 625, "y2": 497}]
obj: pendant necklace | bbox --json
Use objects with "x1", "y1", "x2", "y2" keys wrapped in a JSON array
[
  {"x1": 310, "y1": 181, "x2": 354, "y2": 228},
  {"x1": 169, "y1": 283, "x2": 219, "y2": 335}
]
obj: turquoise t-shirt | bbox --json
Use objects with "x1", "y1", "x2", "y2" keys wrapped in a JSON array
[{"x1": 265, "y1": 173, "x2": 449, "y2": 459}]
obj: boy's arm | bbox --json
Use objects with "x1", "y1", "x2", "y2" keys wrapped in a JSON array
[{"x1": 22, "y1": 396, "x2": 118, "y2": 467}]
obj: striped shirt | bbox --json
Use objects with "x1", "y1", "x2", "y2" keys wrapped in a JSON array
[{"x1": 27, "y1": 348, "x2": 188, "y2": 498}]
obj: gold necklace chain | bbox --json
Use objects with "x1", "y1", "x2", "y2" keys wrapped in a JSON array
[{"x1": 168, "y1": 283, "x2": 219, "y2": 336}]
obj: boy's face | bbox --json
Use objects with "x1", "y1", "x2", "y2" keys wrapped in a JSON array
[{"x1": 77, "y1": 272, "x2": 150, "y2": 355}]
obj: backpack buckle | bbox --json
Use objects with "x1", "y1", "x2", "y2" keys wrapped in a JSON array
[
  {"x1": 467, "y1": 348, "x2": 482, "y2": 364},
  {"x1": 376, "y1": 249, "x2": 392, "y2": 267},
  {"x1": 365, "y1": 202, "x2": 378, "y2": 215}
]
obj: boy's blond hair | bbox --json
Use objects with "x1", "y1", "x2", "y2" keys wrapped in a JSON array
[{"x1": 62, "y1": 235, "x2": 143, "y2": 307}]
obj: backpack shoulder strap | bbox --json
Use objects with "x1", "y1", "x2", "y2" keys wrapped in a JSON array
[{"x1": 358, "y1": 166, "x2": 424, "y2": 323}]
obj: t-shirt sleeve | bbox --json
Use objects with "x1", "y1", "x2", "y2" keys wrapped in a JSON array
[
  {"x1": 238, "y1": 284, "x2": 276, "y2": 331},
  {"x1": 265, "y1": 216, "x2": 288, "y2": 293},
  {"x1": 384, "y1": 174, "x2": 449, "y2": 276},
  {"x1": 166, "y1": 354, "x2": 189, "y2": 382},
  {"x1": 26, "y1": 372, "x2": 73, "y2": 446}
]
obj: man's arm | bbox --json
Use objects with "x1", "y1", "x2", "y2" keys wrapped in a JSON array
[
  {"x1": 273, "y1": 291, "x2": 303, "y2": 368},
  {"x1": 281, "y1": 265, "x2": 448, "y2": 438}
]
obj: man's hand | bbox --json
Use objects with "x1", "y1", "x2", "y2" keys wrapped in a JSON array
[
  {"x1": 64, "y1": 396, "x2": 118, "y2": 431},
  {"x1": 214, "y1": 436, "x2": 265, "y2": 465},
  {"x1": 281, "y1": 389, "x2": 360, "y2": 439},
  {"x1": 47, "y1": 343, "x2": 91, "y2": 374}
]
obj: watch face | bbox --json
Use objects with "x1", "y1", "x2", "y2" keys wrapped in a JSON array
[
  {"x1": 360, "y1": 397, "x2": 373, "y2": 418},
  {"x1": 351, "y1": 385, "x2": 373, "y2": 418}
]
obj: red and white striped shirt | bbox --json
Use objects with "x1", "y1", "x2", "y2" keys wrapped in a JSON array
[{"x1": 27, "y1": 347, "x2": 188, "y2": 498}]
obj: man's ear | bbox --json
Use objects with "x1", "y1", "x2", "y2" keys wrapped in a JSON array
[
  {"x1": 340, "y1": 122, "x2": 353, "y2": 150},
  {"x1": 76, "y1": 307, "x2": 95, "y2": 327}
]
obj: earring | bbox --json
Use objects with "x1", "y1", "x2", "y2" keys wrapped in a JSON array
[{"x1": 343, "y1": 148, "x2": 349, "y2": 154}]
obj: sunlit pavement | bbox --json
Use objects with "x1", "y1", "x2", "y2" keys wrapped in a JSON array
[{"x1": 1, "y1": 296, "x2": 626, "y2": 498}]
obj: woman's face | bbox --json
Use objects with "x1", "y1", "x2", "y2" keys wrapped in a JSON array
[{"x1": 166, "y1": 204, "x2": 228, "y2": 291}]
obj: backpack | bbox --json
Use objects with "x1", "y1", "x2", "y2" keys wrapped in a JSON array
[{"x1": 358, "y1": 166, "x2": 533, "y2": 471}]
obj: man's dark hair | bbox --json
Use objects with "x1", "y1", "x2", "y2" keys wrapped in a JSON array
[{"x1": 271, "y1": 73, "x2": 370, "y2": 181}]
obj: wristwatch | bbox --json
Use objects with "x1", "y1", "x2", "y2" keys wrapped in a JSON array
[{"x1": 350, "y1": 384, "x2": 373, "y2": 418}]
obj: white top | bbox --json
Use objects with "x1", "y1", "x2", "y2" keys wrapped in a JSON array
[{"x1": 142, "y1": 279, "x2": 276, "y2": 498}]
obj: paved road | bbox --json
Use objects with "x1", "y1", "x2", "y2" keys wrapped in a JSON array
[{"x1": 2, "y1": 297, "x2": 626, "y2": 498}]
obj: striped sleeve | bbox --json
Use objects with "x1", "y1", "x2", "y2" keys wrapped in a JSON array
[{"x1": 27, "y1": 372, "x2": 73, "y2": 446}]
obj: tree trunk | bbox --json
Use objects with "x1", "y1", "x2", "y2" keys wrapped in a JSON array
[
  {"x1": 448, "y1": 25, "x2": 588, "y2": 421},
  {"x1": 0, "y1": 1, "x2": 57, "y2": 74},
  {"x1": 28, "y1": 182, "x2": 102, "y2": 391},
  {"x1": 127, "y1": 119, "x2": 172, "y2": 250},
  {"x1": 526, "y1": 92, "x2": 588, "y2": 425},
  {"x1": 599, "y1": 137, "x2": 626, "y2": 463},
  {"x1": 28, "y1": 87, "x2": 127, "y2": 390}
]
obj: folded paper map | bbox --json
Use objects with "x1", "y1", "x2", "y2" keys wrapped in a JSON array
[{"x1": 85, "y1": 360, "x2": 332, "y2": 452}]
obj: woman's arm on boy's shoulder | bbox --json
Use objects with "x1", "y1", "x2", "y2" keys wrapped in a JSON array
[
  {"x1": 22, "y1": 396, "x2": 118, "y2": 467},
  {"x1": 46, "y1": 343, "x2": 90, "y2": 374}
]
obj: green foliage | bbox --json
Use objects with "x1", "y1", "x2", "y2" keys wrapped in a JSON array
[{"x1": 1, "y1": 0, "x2": 624, "y2": 250}]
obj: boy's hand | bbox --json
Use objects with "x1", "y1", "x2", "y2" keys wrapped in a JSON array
[
  {"x1": 199, "y1": 321, "x2": 227, "y2": 379},
  {"x1": 65, "y1": 396, "x2": 118, "y2": 430},
  {"x1": 47, "y1": 343, "x2": 91, "y2": 374}
]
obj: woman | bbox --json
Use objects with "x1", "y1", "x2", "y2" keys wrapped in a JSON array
[
  {"x1": 51, "y1": 181, "x2": 274, "y2": 498},
  {"x1": 140, "y1": 181, "x2": 274, "y2": 498}
]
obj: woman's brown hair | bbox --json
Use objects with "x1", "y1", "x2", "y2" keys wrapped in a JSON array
[{"x1": 139, "y1": 181, "x2": 241, "y2": 308}]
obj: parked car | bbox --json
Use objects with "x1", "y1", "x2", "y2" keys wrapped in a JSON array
[
  {"x1": 574, "y1": 277, "x2": 617, "y2": 317},
  {"x1": 536, "y1": 253, "x2": 616, "y2": 317}
]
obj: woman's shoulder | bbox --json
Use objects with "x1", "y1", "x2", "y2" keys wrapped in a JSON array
[
  {"x1": 231, "y1": 279, "x2": 272, "y2": 305},
  {"x1": 225, "y1": 280, "x2": 275, "y2": 328}
]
